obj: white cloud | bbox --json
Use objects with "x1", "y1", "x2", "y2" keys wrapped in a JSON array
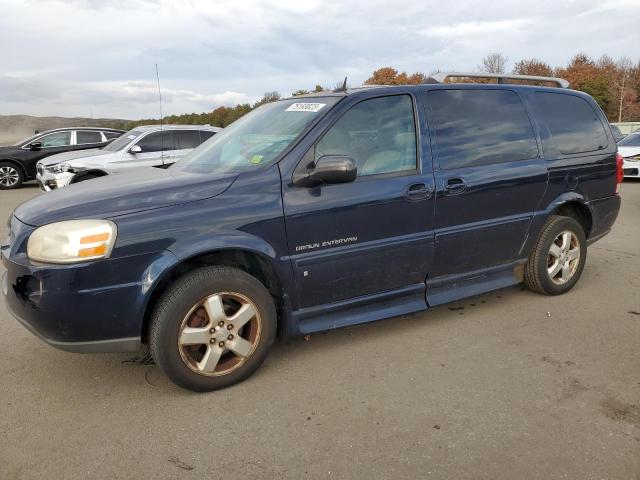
[
  {"x1": 420, "y1": 19, "x2": 533, "y2": 38},
  {"x1": 0, "y1": 0, "x2": 639, "y2": 118}
]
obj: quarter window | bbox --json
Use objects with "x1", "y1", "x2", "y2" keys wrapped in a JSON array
[
  {"x1": 535, "y1": 92, "x2": 608, "y2": 155},
  {"x1": 76, "y1": 131, "x2": 103, "y2": 144},
  {"x1": 316, "y1": 95, "x2": 417, "y2": 177},
  {"x1": 39, "y1": 131, "x2": 72, "y2": 148},
  {"x1": 426, "y1": 89, "x2": 539, "y2": 170},
  {"x1": 175, "y1": 130, "x2": 215, "y2": 149}
]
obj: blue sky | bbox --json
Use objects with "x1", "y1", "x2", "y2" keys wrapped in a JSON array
[{"x1": 1, "y1": 0, "x2": 639, "y2": 119}]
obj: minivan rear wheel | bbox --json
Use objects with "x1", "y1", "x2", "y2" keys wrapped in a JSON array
[
  {"x1": 149, "y1": 266, "x2": 277, "y2": 392},
  {"x1": 524, "y1": 215, "x2": 587, "y2": 295}
]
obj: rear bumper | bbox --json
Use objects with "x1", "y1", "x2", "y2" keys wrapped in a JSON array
[{"x1": 586, "y1": 194, "x2": 621, "y2": 244}]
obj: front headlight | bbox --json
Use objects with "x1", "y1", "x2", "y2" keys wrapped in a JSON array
[
  {"x1": 47, "y1": 163, "x2": 71, "y2": 174},
  {"x1": 27, "y1": 220, "x2": 117, "y2": 264}
]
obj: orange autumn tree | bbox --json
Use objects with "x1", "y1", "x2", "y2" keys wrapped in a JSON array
[{"x1": 364, "y1": 67, "x2": 426, "y2": 85}]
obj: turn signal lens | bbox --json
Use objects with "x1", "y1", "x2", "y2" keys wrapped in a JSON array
[
  {"x1": 78, "y1": 245, "x2": 108, "y2": 257},
  {"x1": 80, "y1": 233, "x2": 110, "y2": 244},
  {"x1": 27, "y1": 220, "x2": 117, "y2": 264}
]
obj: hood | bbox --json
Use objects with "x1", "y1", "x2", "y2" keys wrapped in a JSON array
[
  {"x1": 618, "y1": 146, "x2": 640, "y2": 159},
  {"x1": 14, "y1": 167, "x2": 238, "y2": 227},
  {"x1": 38, "y1": 148, "x2": 110, "y2": 166}
]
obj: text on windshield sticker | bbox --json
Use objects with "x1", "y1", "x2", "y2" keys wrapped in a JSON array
[{"x1": 285, "y1": 103, "x2": 326, "y2": 113}]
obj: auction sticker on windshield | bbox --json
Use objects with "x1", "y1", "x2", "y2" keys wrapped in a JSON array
[{"x1": 285, "y1": 103, "x2": 326, "y2": 112}]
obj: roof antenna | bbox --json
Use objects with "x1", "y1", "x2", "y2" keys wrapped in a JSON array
[
  {"x1": 155, "y1": 63, "x2": 165, "y2": 164},
  {"x1": 333, "y1": 76, "x2": 348, "y2": 92}
]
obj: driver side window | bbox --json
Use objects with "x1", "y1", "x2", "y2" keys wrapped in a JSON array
[
  {"x1": 315, "y1": 95, "x2": 417, "y2": 177},
  {"x1": 39, "y1": 131, "x2": 72, "y2": 148}
]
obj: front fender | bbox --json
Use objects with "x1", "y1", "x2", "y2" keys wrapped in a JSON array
[{"x1": 168, "y1": 231, "x2": 278, "y2": 262}]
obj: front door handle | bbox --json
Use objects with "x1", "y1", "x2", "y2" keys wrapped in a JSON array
[
  {"x1": 444, "y1": 177, "x2": 467, "y2": 195},
  {"x1": 406, "y1": 183, "x2": 431, "y2": 201}
]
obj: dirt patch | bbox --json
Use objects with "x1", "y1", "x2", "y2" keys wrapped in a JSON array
[
  {"x1": 601, "y1": 397, "x2": 640, "y2": 426},
  {"x1": 168, "y1": 456, "x2": 194, "y2": 471},
  {"x1": 541, "y1": 355, "x2": 576, "y2": 372},
  {"x1": 560, "y1": 377, "x2": 590, "y2": 401}
]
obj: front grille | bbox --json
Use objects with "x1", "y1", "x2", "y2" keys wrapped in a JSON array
[
  {"x1": 624, "y1": 168, "x2": 639, "y2": 176},
  {"x1": 36, "y1": 164, "x2": 44, "y2": 175}
]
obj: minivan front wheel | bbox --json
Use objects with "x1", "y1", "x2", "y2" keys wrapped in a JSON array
[
  {"x1": 149, "y1": 266, "x2": 277, "y2": 392},
  {"x1": 524, "y1": 215, "x2": 587, "y2": 295}
]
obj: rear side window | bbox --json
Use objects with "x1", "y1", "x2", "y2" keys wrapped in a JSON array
[
  {"x1": 136, "y1": 131, "x2": 176, "y2": 152},
  {"x1": 535, "y1": 92, "x2": 608, "y2": 155},
  {"x1": 175, "y1": 130, "x2": 215, "y2": 149},
  {"x1": 104, "y1": 131, "x2": 122, "y2": 140},
  {"x1": 76, "y1": 131, "x2": 103, "y2": 144},
  {"x1": 426, "y1": 89, "x2": 538, "y2": 170}
]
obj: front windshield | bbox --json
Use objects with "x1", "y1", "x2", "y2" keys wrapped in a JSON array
[
  {"x1": 103, "y1": 128, "x2": 145, "y2": 151},
  {"x1": 618, "y1": 133, "x2": 640, "y2": 147},
  {"x1": 173, "y1": 97, "x2": 340, "y2": 174}
]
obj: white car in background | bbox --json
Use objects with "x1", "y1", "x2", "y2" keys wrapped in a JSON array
[
  {"x1": 618, "y1": 133, "x2": 640, "y2": 178},
  {"x1": 36, "y1": 124, "x2": 221, "y2": 191}
]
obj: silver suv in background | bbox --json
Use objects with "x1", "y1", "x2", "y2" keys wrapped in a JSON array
[{"x1": 36, "y1": 125, "x2": 221, "y2": 191}]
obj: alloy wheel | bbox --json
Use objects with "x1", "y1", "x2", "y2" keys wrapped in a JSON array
[
  {"x1": 177, "y1": 292, "x2": 262, "y2": 376},
  {"x1": 0, "y1": 166, "x2": 19, "y2": 187},
  {"x1": 547, "y1": 230, "x2": 580, "y2": 285}
]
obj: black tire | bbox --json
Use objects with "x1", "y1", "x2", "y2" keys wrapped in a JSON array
[
  {"x1": 149, "y1": 266, "x2": 277, "y2": 392},
  {"x1": 524, "y1": 215, "x2": 587, "y2": 295},
  {"x1": 0, "y1": 162, "x2": 24, "y2": 190}
]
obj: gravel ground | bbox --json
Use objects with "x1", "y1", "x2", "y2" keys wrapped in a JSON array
[{"x1": 0, "y1": 181, "x2": 639, "y2": 479}]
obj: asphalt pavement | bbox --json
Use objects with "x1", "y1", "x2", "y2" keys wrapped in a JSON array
[{"x1": 1, "y1": 181, "x2": 638, "y2": 479}]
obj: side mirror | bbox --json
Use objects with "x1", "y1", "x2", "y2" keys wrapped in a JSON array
[
  {"x1": 307, "y1": 155, "x2": 357, "y2": 185},
  {"x1": 29, "y1": 141, "x2": 42, "y2": 150},
  {"x1": 129, "y1": 145, "x2": 142, "y2": 154}
]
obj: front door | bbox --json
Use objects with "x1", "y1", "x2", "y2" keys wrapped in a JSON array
[
  {"x1": 421, "y1": 88, "x2": 548, "y2": 303},
  {"x1": 119, "y1": 130, "x2": 175, "y2": 171},
  {"x1": 282, "y1": 94, "x2": 436, "y2": 309},
  {"x1": 23, "y1": 130, "x2": 74, "y2": 177}
]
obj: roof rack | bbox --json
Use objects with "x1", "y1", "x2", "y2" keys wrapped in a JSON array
[{"x1": 431, "y1": 72, "x2": 570, "y2": 89}]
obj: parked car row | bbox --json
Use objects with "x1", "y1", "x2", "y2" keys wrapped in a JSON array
[
  {"x1": 0, "y1": 128, "x2": 124, "y2": 189},
  {"x1": 1, "y1": 73, "x2": 623, "y2": 391},
  {"x1": 36, "y1": 125, "x2": 220, "y2": 191},
  {"x1": 0, "y1": 125, "x2": 221, "y2": 190}
]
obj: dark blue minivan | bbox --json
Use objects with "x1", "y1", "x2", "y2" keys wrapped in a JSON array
[{"x1": 2, "y1": 76, "x2": 623, "y2": 391}]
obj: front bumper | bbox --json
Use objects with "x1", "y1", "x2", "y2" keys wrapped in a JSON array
[
  {"x1": 35, "y1": 167, "x2": 74, "y2": 191},
  {"x1": 1, "y1": 217, "x2": 175, "y2": 353},
  {"x1": 622, "y1": 159, "x2": 640, "y2": 178},
  {"x1": 2, "y1": 276, "x2": 140, "y2": 353}
]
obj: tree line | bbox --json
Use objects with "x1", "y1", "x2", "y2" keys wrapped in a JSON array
[{"x1": 105, "y1": 53, "x2": 640, "y2": 131}]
